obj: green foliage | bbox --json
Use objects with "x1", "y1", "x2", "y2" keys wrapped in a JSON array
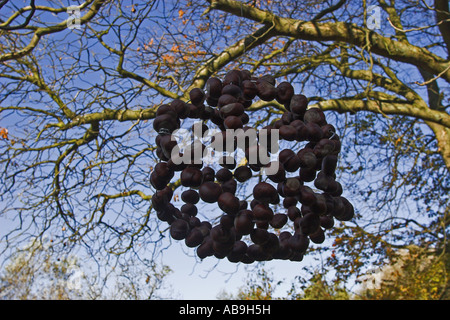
[
  {"x1": 356, "y1": 246, "x2": 449, "y2": 300},
  {"x1": 0, "y1": 238, "x2": 172, "y2": 300},
  {"x1": 227, "y1": 246, "x2": 449, "y2": 300},
  {"x1": 288, "y1": 272, "x2": 350, "y2": 300},
  {"x1": 0, "y1": 239, "x2": 95, "y2": 300},
  {"x1": 234, "y1": 268, "x2": 279, "y2": 300}
]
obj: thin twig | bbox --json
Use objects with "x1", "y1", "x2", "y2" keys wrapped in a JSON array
[{"x1": 415, "y1": 64, "x2": 450, "y2": 86}]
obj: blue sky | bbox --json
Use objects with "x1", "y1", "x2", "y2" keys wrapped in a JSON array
[{"x1": 1, "y1": 0, "x2": 447, "y2": 300}]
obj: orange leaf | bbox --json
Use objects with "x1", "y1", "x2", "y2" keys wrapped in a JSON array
[{"x1": 0, "y1": 127, "x2": 8, "y2": 140}]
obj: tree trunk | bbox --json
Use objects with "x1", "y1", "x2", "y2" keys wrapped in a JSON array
[{"x1": 427, "y1": 122, "x2": 450, "y2": 171}]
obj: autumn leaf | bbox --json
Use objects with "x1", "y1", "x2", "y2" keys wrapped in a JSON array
[
  {"x1": 0, "y1": 127, "x2": 8, "y2": 140},
  {"x1": 178, "y1": 9, "x2": 185, "y2": 19}
]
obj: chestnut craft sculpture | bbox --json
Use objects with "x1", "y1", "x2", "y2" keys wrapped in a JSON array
[{"x1": 151, "y1": 70, "x2": 354, "y2": 263}]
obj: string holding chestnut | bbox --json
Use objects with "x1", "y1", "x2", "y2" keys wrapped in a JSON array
[{"x1": 151, "y1": 69, "x2": 354, "y2": 263}]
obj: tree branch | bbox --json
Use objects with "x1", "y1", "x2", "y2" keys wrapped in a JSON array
[
  {"x1": 0, "y1": 0, "x2": 107, "y2": 62},
  {"x1": 207, "y1": 0, "x2": 450, "y2": 83}
]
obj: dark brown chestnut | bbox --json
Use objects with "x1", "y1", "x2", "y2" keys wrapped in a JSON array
[
  {"x1": 217, "y1": 192, "x2": 240, "y2": 215},
  {"x1": 297, "y1": 148, "x2": 317, "y2": 169},
  {"x1": 299, "y1": 167, "x2": 317, "y2": 182},
  {"x1": 266, "y1": 161, "x2": 286, "y2": 183},
  {"x1": 290, "y1": 252, "x2": 304, "y2": 261},
  {"x1": 305, "y1": 122, "x2": 324, "y2": 142},
  {"x1": 201, "y1": 105, "x2": 214, "y2": 120},
  {"x1": 290, "y1": 119, "x2": 306, "y2": 140},
  {"x1": 250, "y1": 199, "x2": 261, "y2": 210},
  {"x1": 320, "y1": 215, "x2": 335, "y2": 229},
  {"x1": 150, "y1": 171, "x2": 169, "y2": 190},
  {"x1": 181, "y1": 189, "x2": 200, "y2": 204},
  {"x1": 252, "y1": 203, "x2": 274, "y2": 221},
  {"x1": 227, "y1": 240, "x2": 248, "y2": 263},
  {"x1": 279, "y1": 231, "x2": 292, "y2": 243},
  {"x1": 154, "y1": 162, "x2": 174, "y2": 180},
  {"x1": 287, "y1": 205, "x2": 301, "y2": 221},
  {"x1": 189, "y1": 216, "x2": 201, "y2": 228},
  {"x1": 223, "y1": 69, "x2": 243, "y2": 86},
  {"x1": 210, "y1": 224, "x2": 234, "y2": 244},
  {"x1": 153, "y1": 114, "x2": 179, "y2": 133},
  {"x1": 333, "y1": 197, "x2": 354, "y2": 221},
  {"x1": 220, "y1": 214, "x2": 235, "y2": 230},
  {"x1": 279, "y1": 125, "x2": 298, "y2": 141},
  {"x1": 202, "y1": 166, "x2": 215, "y2": 182},
  {"x1": 219, "y1": 103, "x2": 245, "y2": 119},
  {"x1": 303, "y1": 107, "x2": 326, "y2": 126},
  {"x1": 167, "y1": 157, "x2": 187, "y2": 172},
  {"x1": 289, "y1": 94, "x2": 308, "y2": 116},
  {"x1": 328, "y1": 181, "x2": 343, "y2": 197},
  {"x1": 262, "y1": 232, "x2": 280, "y2": 254},
  {"x1": 314, "y1": 139, "x2": 336, "y2": 158},
  {"x1": 281, "y1": 111, "x2": 294, "y2": 125},
  {"x1": 314, "y1": 171, "x2": 335, "y2": 191},
  {"x1": 185, "y1": 227, "x2": 205, "y2": 247},
  {"x1": 151, "y1": 188, "x2": 172, "y2": 212},
  {"x1": 256, "y1": 79, "x2": 278, "y2": 101},
  {"x1": 282, "y1": 178, "x2": 302, "y2": 197},
  {"x1": 224, "y1": 115, "x2": 243, "y2": 130},
  {"x1": 156, "y1": 104, "x2": 177, "y2": 118},
  {"x1": 158, "y1": 134, "x2": 178, "y2": 159},
  {"x1": 259, "y1": 74, "x2": 276, "y2": 86},
  {"x1": 253, "y1": 181, "x2": 278, "y2": 204},
  {"x1": 234, "y1": 210, "x2": 254, "y2": 235},
  {"x1": 250, "y1": 228, "x2": 270, "y2": 245},
  {"x1": 197, "y1": 236, "x2": 214, "y2": 259},
  {"x1": 276, "y1": 82, "x2": 295, "y2": 104},
  {"x1": 221, "y1": 178, "x2": 237, "y2": 194},
  {"x1": 309, "y1": 227, "x2": 325, "y2": 244},
  {"x1": 246, "y1": 244, "x2": 270, "y2": 261},
  {"x1": 180, "y1": 166, "x2": 203, "y2": 188},
  {"x1": 270, "y1": 213, "x2": 288, "y2": 229},
  {"x1": 213, "y1": 241, "x2": 233, "y2": 258},
  {"x1": 189, "y1": 88, "x2": 205, "y2": 106},
  {"x1": 170, "y1": 218, "x2": 190, "y2": 240},
  {"x1": 321, "y1": 123, "x2": 336, "y2": 138},
  {"x1": 156, "y1": 202, "x2": 177, "y2": 224},
  {"x1": 311, "y1": 193, "x2": 327, "y2": 215},
  {"x1": 288, "y1": 232, "x2": 309, "y2": 253},
  {"x1": 216, "y1": 168, "x2": 233, "y2": 182},
  {"x1": 272, "y1": 241, "x2": 292, "y2": 260},
  {"x1": 298, "y1": 186, "x2": 317, "y2": 205},
  {"x1": 186, "y1": 103, "x2": 202, "y2": 119},
  {"x1": 206, "y1": 96, "x2": 219, "y2": 107},
  {"x1": 205, "y1": 77, "x2": 223, "y2": 99},
  {"x1": 181, "y1": 203, "x2": 198, "y2": 217},
  {"x1": 283, "y1": 196, "x2": 298, "y2": 209},
  {"x1": 279, "y1": 149, "x2": 301, "y2": 172},
  {"x1": 171, "y1": 99, "x2": 190, "y2": 119},
  {"x1": 256, "y1": 220, "x2": 269, "y2": 229},
  {"x1": 273, "y1": 119, "x2": 284, "y2": 129},
  {"x1": 321, "y1": 154, "x2": 338, "y2": 176},
  {"x1": 239, "y1": 200, "x2": 248, "y2": 211},
  {"x1": 199, "y1": 181, "x2": 223, "y2": 203},
  {"x1": 296, "y1": 212, "x2": 321, "y2": 235},
  {"x1": 234, "y1": 165, "x2": 252, "y2": 182},
  {"x1": 217, "y1": 94, "x2": 238, "y2": 107},
  {"x1": 221, "y1": 84, "x2": 243, "y2": 98},
  {"x1": 242, "y1": 79, "x2": 258, "y2": 100},
  {"x1": 240, "y1": 112, "x2": 250, "y2": 125}
]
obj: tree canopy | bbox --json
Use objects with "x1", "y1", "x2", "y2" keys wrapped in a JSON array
[{"x1": 0, "y1": 0, "x2": 449, "y2": 298}]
